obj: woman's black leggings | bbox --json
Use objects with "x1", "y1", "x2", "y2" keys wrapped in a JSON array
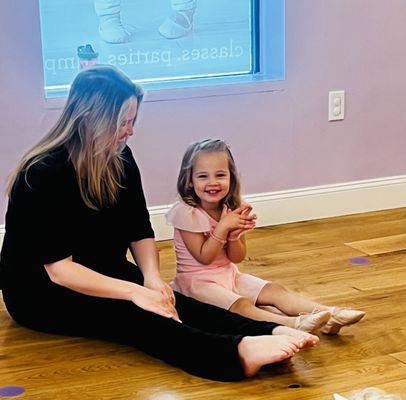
[{"x1": 2, "y1": 263, "x2": 279, "y2": 381}]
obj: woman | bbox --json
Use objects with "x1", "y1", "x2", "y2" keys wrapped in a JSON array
[{"x1": 0, "y1": 65, "x2": 318, "y2": 381}]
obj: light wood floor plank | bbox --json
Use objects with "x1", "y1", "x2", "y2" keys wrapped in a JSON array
[
  {"x1": 390, "y1": 351, "x2": 406, "y2": 364},
  {"x1": 345, "y1": 233, "x2": 406, "y2": 255}
]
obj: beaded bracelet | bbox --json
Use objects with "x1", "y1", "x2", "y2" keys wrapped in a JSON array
[{"x1": 210, "y1": 231, "x2": 227, "y2": 245}]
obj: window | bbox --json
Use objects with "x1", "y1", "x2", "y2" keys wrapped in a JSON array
[{"x1": 38, "y1": 0, "x2": 285, "y2": 98}]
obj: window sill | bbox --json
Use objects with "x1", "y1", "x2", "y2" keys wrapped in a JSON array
[{"x1": 44, "y1": 74, "x2": 285, "y2": 109}]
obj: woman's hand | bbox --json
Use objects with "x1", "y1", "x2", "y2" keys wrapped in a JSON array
[
  {"x1": 130, "y1": 284, "x2": 181, "y2": 323},
  {"x1": 144, "y1": 275, "x2": 176, "y2": 306}
]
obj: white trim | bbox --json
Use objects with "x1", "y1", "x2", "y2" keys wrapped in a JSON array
[
  {"x1": 149, "y1": 204, "x2": 176, "y2": 242},
  {"x1": 44, "y1": 79, "x2": 285, "y2": 109},
  {"x1": 1, "y1": 175, "x2": 405, "y2": 244},
  {"x1": 150, "y1": 175, "x2": 406, "y2": 241}
]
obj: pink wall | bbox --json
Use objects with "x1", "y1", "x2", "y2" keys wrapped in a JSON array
[{"x1": 1, "y1": 0, "x2": 406, "y2": 224}]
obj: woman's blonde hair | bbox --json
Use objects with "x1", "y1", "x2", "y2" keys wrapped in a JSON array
[
  {"x1": 177, "y1": 139, "x2": 241, "y2": 209},
  {"x1": 7, "y1": 65, "x2": 143, "y2": 210}
]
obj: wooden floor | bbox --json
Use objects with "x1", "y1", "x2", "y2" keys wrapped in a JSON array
[{"x1": 1, "y1": 208, "x2": 406, "y2": 399}]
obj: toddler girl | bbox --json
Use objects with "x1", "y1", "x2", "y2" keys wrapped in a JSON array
[{"x1": 166, "y1": 139, "x2": 365, "y2": 334}]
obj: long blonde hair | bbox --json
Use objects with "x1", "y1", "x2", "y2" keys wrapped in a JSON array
[
  {"x1": 177, "y1": 139, "x2": 242, "y2": 209},
  {"x1": 7, "y1": 65, "x2": 143, "y2": 210}
]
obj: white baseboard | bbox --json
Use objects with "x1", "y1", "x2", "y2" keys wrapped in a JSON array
[
  {"x1": 150, "y1": 175, "x2": 406, "y2": 241},
  {"x1": 1, "y1": 175, "x2": 406, "y2": 245}
]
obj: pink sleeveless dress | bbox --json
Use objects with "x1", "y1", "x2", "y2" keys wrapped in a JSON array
[{"x1": 166, "y1": 201, "x2": 268, "y2": 310}]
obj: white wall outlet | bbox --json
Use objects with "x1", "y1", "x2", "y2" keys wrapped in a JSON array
[{"x1": 328, "y1": 90, "x2": 345, "y2": 121}]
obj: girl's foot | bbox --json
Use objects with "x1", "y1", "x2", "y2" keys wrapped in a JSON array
[
  {"x1": 238, "y1": 335, "x2": 301, "y2": 377},
  {"x1": 272, "y1": 325, "x2": 319, "y2": 348},
  {"x1": 321, "y1": 308, "x2": 366, "y2": 335},
  {"x1": 294, "y1": 310, "x2": 331, "y2": 333}
]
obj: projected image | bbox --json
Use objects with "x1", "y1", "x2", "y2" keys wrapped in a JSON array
[
  {"x1": 95, "y1": 0, "x2": 197, "y2": 43},
  {"x1": 39, "y1": 0, "x2": 254, "y2": 97}
]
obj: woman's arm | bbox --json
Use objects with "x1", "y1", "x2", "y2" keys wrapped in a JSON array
[
  {"x1": 45, "y1": 256, "x2": 140, "y2": 300},
  {"x1": 129, "y1": 238, "x2": 176, "y2": 306},
  {"x1": 44, "y1": 256, "x2": 180, "y2": 321},
  {"x1": 129, "y1": 238, "x2": 160, "y2": 281}
]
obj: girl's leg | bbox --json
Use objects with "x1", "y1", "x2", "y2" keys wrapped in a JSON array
[
  {"x1": 256, "y1": 282, "x2": 331, "y2": 315},
  {"x1": 230, "y1": 296, "x2": 299, "y2": 326},
  {"x1": 256, "y1": 282, "x2": 365, "y2": 334},
  {"x1": 176, "y1": 291, "x2": 318, "y2": 345},
  {"x1": 229, "y1": 296, "x2": 329, "y2": 334},
  {"x1": 257, "y1": 282, "x2": 333, "y2": 331}
]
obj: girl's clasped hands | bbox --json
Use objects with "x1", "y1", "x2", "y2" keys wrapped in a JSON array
[{"x1": 219, "y1": 203, "x2": 257, "y2": 241}]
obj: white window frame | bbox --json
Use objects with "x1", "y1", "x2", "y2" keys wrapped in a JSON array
[{"x1": 44, "y1": 0, "x2": 285, "y2": 108}]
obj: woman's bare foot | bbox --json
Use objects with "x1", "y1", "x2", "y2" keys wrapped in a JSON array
[
  {"x1": 238, "y1": 335, "x2": 301, "y2": 377},
  {"x1": 272, "y1": 325, "x2": 319, "y2": 348}
]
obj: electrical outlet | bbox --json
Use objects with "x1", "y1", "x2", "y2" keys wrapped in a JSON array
[{"x1": 328, "y1": 90, "x2": 345, "y2": 121}]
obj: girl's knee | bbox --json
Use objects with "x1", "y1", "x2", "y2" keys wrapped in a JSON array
[
  {"x1": 266, "y1": 282, "x2": 287, "y2": 293},
  {"x1": 230, "y1": 297, "x2": 253, "y2": 313}
]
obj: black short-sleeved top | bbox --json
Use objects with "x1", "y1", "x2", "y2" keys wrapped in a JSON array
[{"x1": 0, "y1": 145, "x2": 154, "y2": 294}]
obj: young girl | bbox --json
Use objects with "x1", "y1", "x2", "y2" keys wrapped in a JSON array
[{"x1": 166, "y1": 139, "x2": 366, "y2": 334}]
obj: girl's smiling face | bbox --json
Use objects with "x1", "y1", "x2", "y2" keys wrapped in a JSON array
[{"x1": 192, "y1": 151, "x2": 230, "y2": 208}]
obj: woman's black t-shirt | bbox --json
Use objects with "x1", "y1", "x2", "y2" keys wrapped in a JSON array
[{"x1": 0, "y1": 145, "x2": 154, "y2": 297}]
